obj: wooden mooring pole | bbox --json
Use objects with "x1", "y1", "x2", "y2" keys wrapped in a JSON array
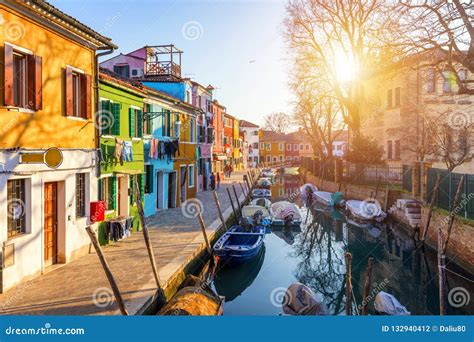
[
  {"x1": 239, "y1": 182, "x2": 247, "y2": 201},
  {"x1": 232, "y1": 184, "x2": 242, "y2": 217},
  {"x1": 438, "y1": 229, "x2": 446, "y2": 315},
  {"x1": 134, "y1": 178, "x2": 163, "y2": 293},
  {"x1": 345, "y1": 252, "x2": 352, "y2": 316},
  {"x1": 361, "y1": 257, "x2": 374, "y2": 316},
  {"x1": 197, "y1": 211, "x2": 212, "y2": 256},
  {"x1": 212, "y1": 190, "x2": 227, "y2": 232},
  {"x1": 85, "y1": 226, "x2": 129, "y2": 315},
  {"x1": 227, "y1": 187, "x2": 238, "y2": 221}
]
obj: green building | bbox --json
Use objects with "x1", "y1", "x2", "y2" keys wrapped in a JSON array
[{"x1": 97, "y1": 69, "x2": 146, "y2": 244}]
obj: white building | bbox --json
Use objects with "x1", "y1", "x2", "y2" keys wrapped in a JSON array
[{"x1": 239, "y1": 120, "x2": 260, "y2": 168}]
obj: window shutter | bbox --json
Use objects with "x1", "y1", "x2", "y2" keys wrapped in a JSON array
[
  {"x1": 65, "y1": 66, "x2": 73, "y2": 116},
  {"x1": 137, "y1": 109, "x2": 143, "y2": 138},
  {"x1": 110, "y1": 176, "x2": 117, "y2": 210},
  {"x1": 4, "y1": 44, "x2": 14, "y2": 106},
  {"x1": 82, "y1": 74, "x2": 92, "y2": 119},
  {"x1": 112, "y1": 103, "x2": 121, "y2": 135},
  {"x1": 100, "y1": 100, "x2": 110, "y2": 135},
  {"x1": 27, "y1": 55, "x2": 42, "y2": 111},
  {"x1": 139, "y1": 174, "x2": 145, "y2": 198},
  {"x1": 129, "y1": 176, "x2": 135, "y2": 205},
  {"x1": 98, "y1": 179, "x2": 103, "y2": 201},
  {"x1": 129, "y1": 108, "x2": 135, "y2": 137}
]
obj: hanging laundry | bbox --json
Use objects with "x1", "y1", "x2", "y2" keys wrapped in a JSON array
[
  {"x1": 149, "y1": 139, "x2": 156, "y2": 159},
  {"x1": 122, "y1": 141, "x2": 133, "y2": 162},
  {"x1": 114, "y1": 138, "x2": 124, "y2": 164}
]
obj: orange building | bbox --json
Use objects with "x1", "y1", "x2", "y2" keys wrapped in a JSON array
[{"x1": 258, "y1": 130, "x2": 286, "y2": 164}]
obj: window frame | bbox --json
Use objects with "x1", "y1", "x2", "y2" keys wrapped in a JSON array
[
  {"x1": 188, "y1": 165, "x2": 195, "y2": 188},
  {"x1": 7, "y1": 179, "x2": 27, "y2": 239},
  {"x1": 76, "y1": 173, "x2": 86, "y2": 218}
]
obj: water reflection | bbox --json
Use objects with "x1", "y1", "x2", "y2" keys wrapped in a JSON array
[{"x1": 211, "y1": 172, "x2": 474, "y2": 316}]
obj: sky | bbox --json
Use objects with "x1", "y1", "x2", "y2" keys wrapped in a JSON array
[{"x1": 49, "y1": 0, "x2": 293, "y2": 126}]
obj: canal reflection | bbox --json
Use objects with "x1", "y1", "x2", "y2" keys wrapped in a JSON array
[{"x1": 211, "y1": 172, "x2": 474, "y2": 316}]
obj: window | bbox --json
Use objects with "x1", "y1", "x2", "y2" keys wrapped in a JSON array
[
  {"x1": 300, "y1": 144, "x2": 304, "y2": 150},
  {"x1": 224, "y1": 137, "x2": 228, "y2": 145},
  {"x1": 188, "y1": 165, "x2": 195, "y2": 187},
  {"x1": 387, "y1": 89, "x2": 393, "y2": 108},
  {"x1": 76, "y1": 173, "x2": 86, "y2": 217},
  {"x1": 113, "y1": 64, "x2": 130, "y2": 78},
  {"x1": 129, "y1": 108, "x2": 143, "y2": 137},
  {"x1": 387, "y1": 141, "x2": 393, "y2": 160},
  {"x1": 4, "y1": 44, "x2": 42, "y2": 110},
  {"x1": 260, "y1": 142, "x2": 264, "y2": 149},
  {"x1": 305, "y1": 144, "x2": 310, "y2": 150},
  {"x1": 100, "y1": 100, "x2": 120, "y2": 136},
  {"x1": 394, "y1": 140, "x2": 400, "y2": 159},
  {"x1": 65, "y1": 66, "x2": 91, "y2": 119},
  {"x1": 294, "y1": 144, "x2": 298, "y2": 151},
  {"x1": 266, "y1": 143, "x2": 271, "y2": 151},
  {"x1": 99, "y1": 177, "x2": 113, "y2": 210},
  {"x1": 443, "y1": 71, "x2": 453, "y2": 93},
  {"x1": 186, "y1": 91, "x2": 191, "y2": 103},
  {"x1": 286, "y1": 144, "x2": 292, "y2": 151},
  {"x1": 286, "y1": 156, "x2": 291, "y2": 160},
  {"x1": 266, "y1": 155, "x2": 271, "y2": 162},
  {"x1": 272, "y1": 156, "x2": 277, "y2": 162},
  {"x1": 145, "y1": 165, "x2": 154, "y2": 194},
  {"x1": 206, "y1": 99, "x2": 211, "y2": 112},
  {"x1": 252, "y1": 130, "x2": 258, "y2": 136},
  {"x1": 279, "y1": 155, "x2": 283, "y2": 161},
  {"x1": 252, "y1": 142, "x2": 258, "y2": 149},
  {"x1": 7, "y1": 179, "x2": 26, "y2": 238},
  {"x1": 279, "y1": 143, "x2": 284, "y2": 151},
  {"x1": 427, "y1": 68, "x2": 436, "y2": 93},
  {"x1": 394, "y1": 87, "x2": 400, "y2": 107}
]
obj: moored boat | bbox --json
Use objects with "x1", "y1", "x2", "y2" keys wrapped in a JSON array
[
  {"x1": 251, "y1": 188, "x2": 272, "y2": 199},
  {"x1": 261, "y1": 169, "x2": 275, "y2": 179},
  {"x1": 241, "y1": 205, "x2": 272, "y2": 227},
  {"x1": 314, "y1": 191, "x2": 345, "y2": 207},
  {"x1": 251, "y1": 197, "x2": 272, "y2": 211},
  {"x1": 213, "y1": 225, "x2": 265, "y2": 265},
  {"x1": 300, "y1": 183, "x2": 318, "y2": 204},
  {"x1": 271, "y1": 201, "x2": 302, "y2": 227},
  {"x1": 256, "y1": 178, "x2": 272, "y2": 189},
  {"x1": 345, "y1": 199, "x2": 387, "y2": 223}
]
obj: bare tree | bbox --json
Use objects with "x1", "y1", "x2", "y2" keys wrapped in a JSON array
[
  {"x1": 262, "y1": 112, "x2": 292, "y2": 134},
  {"x1": 284, "y1": 0, "x2": 401, "y2": 134},
  {"x1": 398, "y1": 0, "x2": 474, "y2": 95}
]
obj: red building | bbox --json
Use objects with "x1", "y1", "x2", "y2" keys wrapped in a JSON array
[{"x1": 212, "y1": 100, "x2": 226, "y2": 174}]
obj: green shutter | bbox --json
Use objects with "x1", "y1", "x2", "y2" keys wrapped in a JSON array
[
  {"x1": 147, "y1": 105, "x2": 153, "y2": 135},
  {"x1": 98, "y1": 179, "x2": 103, "y2": 201},
  {"x1": 130, "y1": 175, "x2": 135, "y2": 205},
  {"x1": 112, "y1": 103, "x2": 121, "y2": 136},
  {"x1": 137, "y1": 109, "x2": 143, "y2": 138},
  {"x1": 139, "y1": 174, "x2": 145, "y2": 198},
  {"x1": 110, "y1": 176, "x2": 117, "y2": 210},
  {"x1": 100, "y1": 100, "x2": 110, "y2": 135},
  {"x1": 129, "y1": 108, "x2": 135, "y2": 137}
]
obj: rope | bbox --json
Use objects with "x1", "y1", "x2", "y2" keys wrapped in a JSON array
[{"x1": 441, "y1": 266, "x2": 474, "y2": 283}]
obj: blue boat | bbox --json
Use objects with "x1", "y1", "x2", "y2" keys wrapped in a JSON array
[{"x1": 213, "y1": 225, "x2": 265, "y2": 265}]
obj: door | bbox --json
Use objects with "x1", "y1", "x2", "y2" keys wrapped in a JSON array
[
  {"x1": 180, "y1": 166, "x2": 187, "y2": 205},
  {"x1": 156, "y1": 171, "x2": 163, "y2": 209},
  {"x1": 44, "y1": 182, "x2": 58, "y2": 266},
  {"x1": 168, "y1": 172, "x2": 176, "y2": 208}
]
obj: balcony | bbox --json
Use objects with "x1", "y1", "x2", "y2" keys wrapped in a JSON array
[{"x1": 144, "y1": 45, "x2": 182, "y2": 79}]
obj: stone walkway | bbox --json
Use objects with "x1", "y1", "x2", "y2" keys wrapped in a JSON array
[{"x1": 0, "y1": 171, "x2": 251, "y2": 315}]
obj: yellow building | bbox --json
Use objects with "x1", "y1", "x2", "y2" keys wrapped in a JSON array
[
  {"x1": 233, "y1": 119, "x2": 243, "y2": 170},
  {"x1": 259, "y1": 130, "x2": 286, "y2": 165},
  {"x1": 0, "y1": 0, "x2": 116, "y2": 292}
]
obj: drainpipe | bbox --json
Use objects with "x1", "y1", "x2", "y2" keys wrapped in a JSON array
[{"x1": 94, "y1": 47, "x2": 115, "y2": 178}]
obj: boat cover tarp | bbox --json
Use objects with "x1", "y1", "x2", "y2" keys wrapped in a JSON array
[
  {"x1": 251, "y1": 198, "x2": 272, "y2": 210},
  {"x1": 272, "y1": 201, "x2": 302, "y2": 220},
  {"x1": 346, "y1": 200, "x2": 386, "y2": 221},
  {"x1": 242, "y1": 206, "x2": 271, "y2": 219},
  {"x1": 300, "y1": 183, "x2": 318, "y2": 202},
  {"x1": 282, "y1": 283, "x2": 328, "y2": 316},
  {"x1": 374, "y1": 291, "x2": 410, "y2": 316}
]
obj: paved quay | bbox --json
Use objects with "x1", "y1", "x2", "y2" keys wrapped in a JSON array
[{"x1": 0, "y1": 171, "x2": 251, "y2": 315}]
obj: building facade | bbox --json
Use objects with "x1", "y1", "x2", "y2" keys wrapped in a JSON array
[
  {"x1": 239, "y1": 120, "x2": 259, "y2": 168},
  {"x1": 211, "y1": 100, "x2": 226, "y2": 175},
  {"x1": 98, "y1": 70, "x2": 146, "y2": 240},
  {"x1": 223, "y1": 113, "x2": 235, "y2": 169},
  {"x1": 259, "y1": 130, "x2": 286, "y2": 164},
  {"x1": 0, "y1": 0, "x2": 116, "y2": 291}
]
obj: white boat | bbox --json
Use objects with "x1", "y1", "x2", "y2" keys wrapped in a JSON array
[
  {"x1": 271, "y1": 201, "x2": 302, "y2": 227},
  {"x1": 241, "y1": 205, "x2": 272, "y2": 226},
  {"x1": 261, "y1": 169, "x2": 275, "y2": 179},
  {"x1": 374, "y1": 291, "x2": 410, "y2": 316},
  {"x1": 251, "y1": 198, "x2": 272, "y2": 211},
  {"x1": 345, "y1": 199, "x2": 387, "y2": 223},
  {"x1": 251, "y1": 188, "x2": 271, "y2": 199}
]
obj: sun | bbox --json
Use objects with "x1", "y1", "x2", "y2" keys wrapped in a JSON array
[{"x1": 333, "y1": 50, "x2": 358, "y2": 84}]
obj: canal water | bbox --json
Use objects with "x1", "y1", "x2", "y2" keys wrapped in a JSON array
[{"x1": 210, "y1": 170, "x2": 474, "y2": 316}]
